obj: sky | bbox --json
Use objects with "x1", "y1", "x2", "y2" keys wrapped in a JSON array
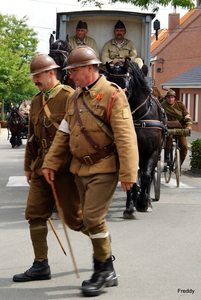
[{"x1": 1, "y1": 0, "x2": 194, "y2": 53}]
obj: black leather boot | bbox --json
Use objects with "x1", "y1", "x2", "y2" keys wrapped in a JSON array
[
  {"x1": 13, "y1": 259, "x2": 51, "y2": 282},
  {"x1": 81, "y1": 256, "x2": 118, "y2": 297}
]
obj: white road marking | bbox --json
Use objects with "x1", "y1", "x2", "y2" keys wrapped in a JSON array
[
  {"x1": 161, "y1": 177, "x2": 194, "y2": 188},
  {"x1": 6, "y1": 177, "x2": 194, "y2": 189},
  {"x1": 6, "y1": 176, "x2": 29, "y2": 187}
]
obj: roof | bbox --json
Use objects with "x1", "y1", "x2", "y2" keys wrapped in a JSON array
[
  {"x1": 162, "y1": 64, "x2": 201, "y2": 88},
  {"x1": 151, "y1": 8, "x2": 196, "y2": 52}
]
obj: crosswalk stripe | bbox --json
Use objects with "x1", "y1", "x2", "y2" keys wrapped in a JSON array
[
  {"x1": 6, "y1": 176, "x2": 29, "y2": 187},
  {"x1": 161, "y1": 177, "x2": 194, "y2": 188},
  {"x1": 6, "y1": 176, "x2": 194, "y2": 189}
]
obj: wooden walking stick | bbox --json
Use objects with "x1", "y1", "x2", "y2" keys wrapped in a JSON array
[
  {"x1": 48, "y1": 218, "x2": 67, "y2": 256},
  {"x1": 50, "y1": 180, "x2": 80, "y2": 278}
]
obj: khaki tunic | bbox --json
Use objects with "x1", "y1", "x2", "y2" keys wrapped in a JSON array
[
  {"x1": 161, "y1": 100, "x2": 192, "y2": 127},
  {"x1": 42, "y1": 76, "x2": 139, "y2": 260},
  {"x1": 101, "y1": 38, "x2": 143, "y2": 68},
  {"x1": 69, "y1": 35, "x2": 100, "y2": 58},
  {"x1": 25, "y1": 83, "x2": 84, "y2": 231},
  {"x1": 43, "y1": 75, "x2": 139, "y2": 183},
  {"x1": 19, "y1": 104, "x2": 30, "y2": 114},
  {"x1": 161, "y1": 100, "x2": 192, "y2": 163}
]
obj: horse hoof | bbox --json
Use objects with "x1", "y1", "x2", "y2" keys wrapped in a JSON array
[
  {"x1": 135, "y1": 204, "x2": 149, "y2": 212},
  {"x1": 147, "y1": 206, "x2": 153, "y2": 212},
  {"x1": 123, "y1": 210, "x2": 136, "y2": 219}
]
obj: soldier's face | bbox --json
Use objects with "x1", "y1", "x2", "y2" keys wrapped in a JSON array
[
  {"x1": 114, "y1": 28, "x2": 126, "y2": 41},
  {"x1": 76, "y1": 28, "x2": 88, "y2": 41},
  {"x1": 166, "y1": 96, "x2": 175, "y2": 105},
  {"x1": 32, "y1": 71, "x2": 53, "y2": 92},
  {"x1": 69, "y1": 66, "x2": 88, "y2": 88}
]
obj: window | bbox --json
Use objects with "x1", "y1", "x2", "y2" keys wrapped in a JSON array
[
  {"x1": 182, "y1": 93, "x2": 190, "y2": 112},
  {"x1": 193, "y1": 94, "x2": 199, "y2": 123},
  {"x1": 182, "y1": 93, "x2": 186, "y2": 106}
]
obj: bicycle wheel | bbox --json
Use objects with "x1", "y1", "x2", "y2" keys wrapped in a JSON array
[
  {"x1": 164, "y1": 149, "x2": 173, "y2": 183},
  {"x1": 175, "y1": 148, "x2": 181, "y2": 187},
  {"x1": 152, "y1": 160, "x2": 162, "y2": 201}
]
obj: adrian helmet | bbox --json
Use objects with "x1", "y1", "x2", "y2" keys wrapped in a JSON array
[
  {"x1": 28, "y1": 54, "x2": 60, "y2": 76},
  {"x1": 64, "y1": 46, "x2": 102, "y2": 70},
  {"x1": 165, "y1": 89, "x2": 176, "y2": 98}
]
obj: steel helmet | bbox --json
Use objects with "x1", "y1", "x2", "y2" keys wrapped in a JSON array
[
  {"x1": 64, "y1": 46, "x2": 102, "y2": 70},
  {"x1": 28, "y1": 54, "x2": 60, "y2": 76},
  {"x1": 165, "y1": 89, "x2": 176, "y2": 97}
]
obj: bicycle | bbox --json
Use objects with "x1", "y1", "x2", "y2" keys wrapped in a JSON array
[{"x1": 164, "y1": 128, "x2": 191, "y2": 187}]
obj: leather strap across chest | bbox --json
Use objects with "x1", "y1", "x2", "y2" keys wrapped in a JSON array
[{"x1": 73, "y1": 91, "x2": 115, "y2": 165}]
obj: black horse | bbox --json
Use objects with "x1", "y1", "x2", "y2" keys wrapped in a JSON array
[
  {"x1": 106, "y1": 60, "x2": 167, "y2": 217},
  {"x1": 6, "y1": 106, "x2": 26, "y2": 148},
  {"x1": 48, "y1": 34, "x2": 75, "y2": 88}
]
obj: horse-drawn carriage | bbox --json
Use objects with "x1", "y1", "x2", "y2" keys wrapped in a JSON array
[
  {"x1": 48, "y1": 9, "x2": 170, "y2": 218},
  {"x1": 6, "y1": 106, "x2": 28, "y2": 148}
]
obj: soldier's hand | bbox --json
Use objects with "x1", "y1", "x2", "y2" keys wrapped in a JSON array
[
  {"x1": 42, "y1": 168, "x2": 55, "y2": 184},
  {"x1": 121, "y1": 182, "x2": 134, "y2": 192},
  {"x1": 25, "y1": 171, "x2": 32, "y2": 185}
]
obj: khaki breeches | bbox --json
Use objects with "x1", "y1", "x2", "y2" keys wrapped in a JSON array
[
  {"x1": 165, "y1": 135, "x2": 188, "y2": 164},
  {"x1": 25, "y1": 170, "x2": 84, "y2": 232},
  {"x1": 75, "y1": 172, "x2": 119, "y2": 262}
]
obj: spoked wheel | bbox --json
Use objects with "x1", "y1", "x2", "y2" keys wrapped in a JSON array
[
  {"x1": 164, "y1": 150, "x2": 173, "y2": 183},
  {"x1": 175, "y1": 148, "x2": 181, "y2": 187},
  {"x1": 152, "y1": 160, "x2": 162, "y2": 201}
]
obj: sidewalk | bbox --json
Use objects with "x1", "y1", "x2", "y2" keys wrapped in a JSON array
[
  {"x1": 0, "y1": 128, "x2": 8, "y2": 138},
  {"x1": 187, "y1": 130, "x2": 200, "y2": 149}
]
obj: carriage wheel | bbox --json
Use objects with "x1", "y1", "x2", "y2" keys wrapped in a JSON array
[
  {"x1": 164, "y1": 149, "x2": 173, "y2": 183},
  {"x1": 152, "y1": 160, "x2": 161, "y2": 201},
  {"x1": 175, "y1": 148, "x2": 181, "y2": 187}
]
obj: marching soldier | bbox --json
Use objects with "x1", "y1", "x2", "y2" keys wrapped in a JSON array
[
  {"x1": 42, "y1": 46, "x2": 139, "y2": 296},
  {"x1": 13, "y1": 54, "x2": 86, "y2": 282},
  {"x1": 161, "y1": 89, "x2": 192, "y2": 165}
]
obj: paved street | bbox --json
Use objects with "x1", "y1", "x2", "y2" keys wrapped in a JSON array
[{"x1": 0, "y1": 128, "x2": 201, "y2": 300}]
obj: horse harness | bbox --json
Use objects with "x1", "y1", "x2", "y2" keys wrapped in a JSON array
[
  {"x1": 132, "y1": 95, "x2": 167, "y2": 131},
  {"x1": 104, "y1": 68, "x2": 132, "y2": 99}
]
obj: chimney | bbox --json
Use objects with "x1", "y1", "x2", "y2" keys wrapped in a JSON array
[{"x1": 168, "y1": 13, "x2": 180, "y2": 32}]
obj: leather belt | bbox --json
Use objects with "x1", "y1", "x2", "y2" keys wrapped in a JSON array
[
  {"x1": 76, "y1": 143, "x2": 116, "y2": 165},
  {"x1": 35, "y1": 138, "x2": 53, "y2": 149}
]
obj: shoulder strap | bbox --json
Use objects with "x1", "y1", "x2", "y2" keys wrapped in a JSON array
[
  {"x1": 107, "y1": 89, "x2": 121, "y2": 124},
  {"x1": 42, "y1": 95, "x2": 59, "y2": 129},
  {"x1": 74, "y1": 92, "x2": 100, "y2": 150},
  {"x1": 82, "y1": 93, "x2": 114, "y2": 140}
]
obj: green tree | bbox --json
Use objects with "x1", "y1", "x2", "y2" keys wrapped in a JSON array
[
  {"x1": 78, "y1": 0, "x2": 195, "y2": 12},
  {"x1": 0, "y1": 14, "x2": 38, "y2": 119}
]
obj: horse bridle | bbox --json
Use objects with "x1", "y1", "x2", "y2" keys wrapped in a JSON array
[
  {"x1": 49, "y1": 42, "x2": 71, "y2": 83},
  {"x1": 108, "y1": 72, "x2": 132, "y2": 99},
  {"x1": 9, "y1": 108, "x2": 25, "y2": 125},
  {"x1": 107, "y1": 69, "x2": 150, "y2": 116}
]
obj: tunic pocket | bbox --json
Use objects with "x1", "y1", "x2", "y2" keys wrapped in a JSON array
[{"x1": 49, "y1": 112, "x2": 65, "y2": 123}]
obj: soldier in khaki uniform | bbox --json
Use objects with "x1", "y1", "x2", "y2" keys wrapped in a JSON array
[
  {"x1": 13, "y1": 54, "x2": 86, "y2": 283},
  {"x1": 69, "y1": 20, "x2": 99, "y2": 58},
  {"x1": 19, "y1": 99, "x2": 30, "y2": 116},
  {"x1": 161, "y1": 89, "x2": 192, "y2": 165},
  {"x1": 101, "y1": 20, "x2": 143, "y2": 68},
  {"x1": 42, "y1": 46, "x2": 139, "y2": 297}
]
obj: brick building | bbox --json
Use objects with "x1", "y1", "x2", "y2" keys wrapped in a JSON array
[{"x1": 151, "y1": 6, "x2": 201, "y2": 132}]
